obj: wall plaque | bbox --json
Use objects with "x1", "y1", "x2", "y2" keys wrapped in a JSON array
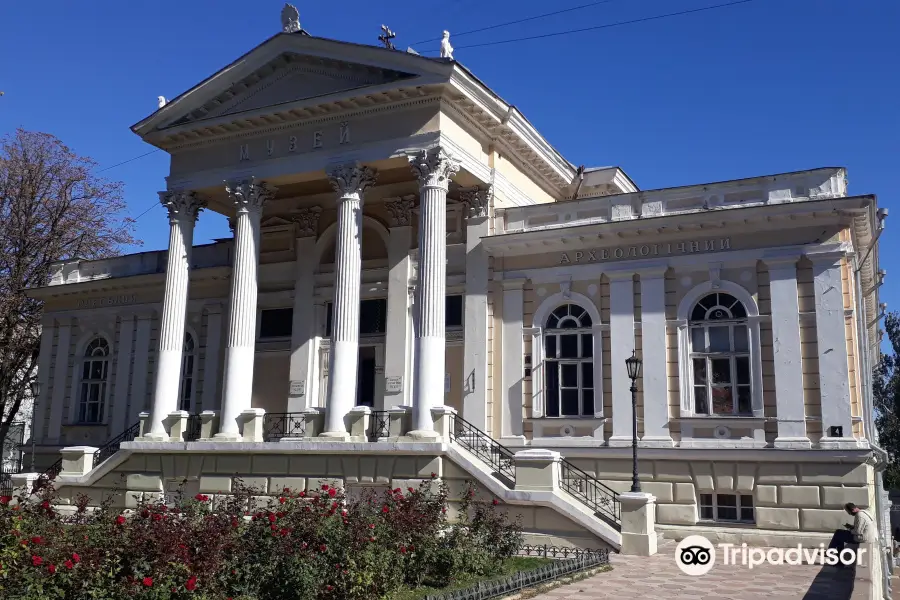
[
  {"x1": 385, "y1": 376, "x2": 403, "y2": 393},
  {"x1": 289, "y1": 380, "x2": 306, "y2": 396}
]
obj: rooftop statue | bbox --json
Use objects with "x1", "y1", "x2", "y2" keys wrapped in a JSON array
[
  {"x1": 281, "y1": 3, "x2": 302, "y2": 33},
  {"x1": 157, "y1": 96, "x2": 167, "y2": 108},
  {"x1": 440, "y1": 30, "x2": 454, "y2": 59}
]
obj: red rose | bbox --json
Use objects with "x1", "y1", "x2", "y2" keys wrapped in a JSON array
[
  {"x1": 369, "y1": 524, "x2": 375, "y2": 529},
  {"x1": 407, "y1": 487, "x2": 414, "y2": 493},
  {"x1": 231, "y1": 519, "x2": 239, "y2": 528},
  {"x1": 328, "y1": 488, "x2": 337, "y2": 498},
  {"x1": 153, "y1": 514, "x2": 162, "y2": 522},
  {"x1": 32, "y1": 556, "x2": 43, "y2": 566},
  {"x1": 185, "y1": 576, "x2": 197, "y2": 591},
  {"x1": 319, "y1": 544, "x2": 327, "y2": 552},
  {"x1": 143, "y1": 577, "x2": 153, "y2": 587},
  {"x1": 0, "y1": 496, "x2": 10, "y2": 504},
  {"x1": 47, "y1": 564, "x2": 56, "y2": 574},
  {"x1": 64, "y1": 560, "x2": 74, "y2": 570},
  {"x1": 382, "y1": 505, "x2": 389, "y2": 513},
  {"x1": 393, "y1": 488, "x2": 401, "y2": 494},
  {"x1": 31, "y1": 536, "x2": 42, "y2": 545},
  {"x1": 321, "y1": 484, "x2": 329, "y2": 490},
  {"x1": 41, "y1": 501, "x2": 50, "y2": 510},
  {"x1": 492, "y1": 499, "x2": 499, "y2": 506},
  {"x1": 140, "y1": 509, "x2": 150, "y2": 518},
  {"x1": 268, "y1": 514, "x2": 276, "y2": 522},
  {"x1": 326, "y1": 585, "x2": 333, "y2": 591},
  {"x1": 279, "y1": 497, "x2": 287, "y2": 504},
  {"x1": 430, "y1": 472, "x2": 437, "y2": 478},
  {"x1": 409, "y1": 544, "x2": 415, "y2": 551},
  {"x1": 400, "y1": 545, "x2": 407, "y2": 554},
  {"x1": 72, "y1": 553, "x2": 80, "y2": 563},
  {"x1": 270, "y1": 524, "x2": 277, "y2": 531},
  {"x1": 369, "y1": 537, "x2": 375, "y2": 542},
  {"x1": 116, "y1": 515, "x2": 126, "y2": 525},
  {"x1": 299, "y1": 491, "x2": 306, "y2": 498}
]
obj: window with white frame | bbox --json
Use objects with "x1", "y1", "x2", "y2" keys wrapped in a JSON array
[
  {"x1": 78, "y1": 337, "x2": 110, "y2": 423},
  {"x1": 688, "y1": 293, "x2": 752, "y2": 416},
  {"x1": 179, "y1": 332, "x2": 196, "y2": 412},
  {"x1": 543, "y1": 304, "x2": 594, "y2": 417},
  {"x1": 699, "y1": 493, "x2": 755, "y2": 523}
]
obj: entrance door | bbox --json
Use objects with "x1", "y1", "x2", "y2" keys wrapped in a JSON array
[{"x1": 357, "y1": 346, "x2": 376, "y2": 407}]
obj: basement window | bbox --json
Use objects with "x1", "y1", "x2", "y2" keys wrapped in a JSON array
[{"x1": 699, "y1": 493, "x2": 754, "y2": 523}]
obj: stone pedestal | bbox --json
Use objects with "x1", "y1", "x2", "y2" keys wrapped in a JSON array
[
  {"x1": 59, "y1": 446, "x2": 99, "y2": 477},
  {"x1": 9, "y1": 473, "x2": 39, "y2": 498},
  {"x1": 239, "y1": 408, "x2": 266, "y2": 442},
  {"x1": 199, "y1": 410, "x2": 219, "y2": 440},
  {"x1": 167, "y1": 410, "x2": 190, "y2": 441},
  {"x1": 138, "y1": 411, "x2": 151, "y2": 438},
  {"x1": 348, "y1": 406, "x2": 372, "y2": 441},
  {"x1": 513, "y1": 449, "x2": 561, "y2": 492},
  {"x1": 431, "y1": 406, "x2": 456, "y2": 441},
  {"x1": 408, "y1": 148, "x2": 459, "y2": 437},
  {"x1": 388, "y1": 405, "x2": 412, "y2": 439},
  {"x1": 217, "y1": 180, "x2": 275, "y2": 440},
  {"x1": 618, "y1": 492, "x2": 658, "y2": 556},
  {"x1": 322, "y1": 164, "x2": 377, "y2": 437}
]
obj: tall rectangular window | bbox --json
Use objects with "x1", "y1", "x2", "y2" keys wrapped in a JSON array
[{"x1": 260, "y1": 308, "x2": 293, "y2": 339}]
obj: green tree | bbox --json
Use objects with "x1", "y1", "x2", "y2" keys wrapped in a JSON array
[{"x1": 874, "y1": 311, "x2": 900, "y2": 488}]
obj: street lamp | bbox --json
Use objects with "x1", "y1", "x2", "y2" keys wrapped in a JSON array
[
  {"x1": 28, "y1": 380, "x2": 40, "y2": 472},
  {"x1": 625, "y1": 351, "x2": 642, "y2": 493}
]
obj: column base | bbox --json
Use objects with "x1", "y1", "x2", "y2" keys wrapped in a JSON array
[
  {"x1": 318, "y1": 431, "x2": 351, "y2": 442},
  {"x1": 818, "y1": 437, "x2": 861, "y2": 450},
  {"x1": 405, "y1": 429, "x2": 441, "y2": 441},
  {"x1": 138, "y1": 433, "x2": 174, "y2": 443},
  {"x1": 212, "y1": 432, "x2": 243, "y2": 442},
  {"x1": 774, "y1": 436, "x2": 813, "y2": 449},
  {"x1": 638, "y1": 436, "x2": 675, "y2": 448},
  {"x1": 498, "y1": 435, "x2": 528, "y2": 447},
  {"x1": 608, "y1": 436, "x2": 635, "y2": 447}
]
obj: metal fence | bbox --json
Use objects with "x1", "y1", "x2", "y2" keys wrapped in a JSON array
[
  {"x1": 368, "y1": 410, "x2": 390, "y2": 441},
  {"x1": 449, "y1": 414, "x2": 516, "y2": 485},
  {"x1": 185, "y1": 414, "x2": 202, "y2": 442},
  {"x1": 558, "y1": 460, "x2": 621, "y2": 525},
  {"x1": 92, "y1": 422, "x2": 140, "y2": 469},
  {"x1": 263, "y1": 413, "x2": 306, "y2": 442},
  {"x1": 420, "y1": 546, "x2": 609, "y2": 600}
]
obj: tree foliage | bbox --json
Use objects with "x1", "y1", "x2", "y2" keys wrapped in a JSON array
[
  {"x1": 0, "y1": 129, "x2": 137, "y2": 450},
  {"x1": 874, "y1": 311, "x2": 900, "y2": 488}
]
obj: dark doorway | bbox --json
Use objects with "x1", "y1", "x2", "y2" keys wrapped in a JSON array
[{"x1": 357, "y1": 346, "x2": 376, "y2": 407}]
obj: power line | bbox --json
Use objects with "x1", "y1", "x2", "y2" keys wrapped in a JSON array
[
  {"x1": 411, "y1": 0, "x2": 624, "y2": 45},
  {"x1": 445, "y1": 0, "x2": 763, "y2": 51},
  {"x1": 97, "y1": 149, "x2": 160, "y2": 173}
]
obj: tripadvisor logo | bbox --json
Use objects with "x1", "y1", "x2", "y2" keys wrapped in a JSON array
[{"x1": 675, "y1": 535, "x2": 865, "y2": 575}]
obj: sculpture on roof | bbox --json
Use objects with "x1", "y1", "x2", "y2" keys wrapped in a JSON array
[
  {"x1": 281, "y1": 3, "x2": 302, "y2": 33},
  {"x1": 157, "y1": 96, "x2": 167, "y2": 108},
  {"x1": 378, "y1": 25, "x2": 397, "y2": 50},
  {"x1": 440, "y1": 31, "x2": 454, "y2": 59}
]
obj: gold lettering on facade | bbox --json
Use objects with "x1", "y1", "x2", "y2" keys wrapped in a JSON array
[
  {"x1": 239, "y1": 144, "x2": 249, "y2": 161},
  {"x1": 557, "y1": 237, "x2": 733, "y2": 264},
  {"x1": 339, "y1": 122, "x2": 350, "y2": 145},
  {"x1": 313, "y1": 131, "x2": 323, "y2": 149},
  {"x1": 289, "y1": 135, "x2": 297, "y2": 152},
  {"x1": 266, "y1": 140, "x2": 275, "y2": 156}
]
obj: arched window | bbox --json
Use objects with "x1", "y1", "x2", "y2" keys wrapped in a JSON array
[
  {"x1": 688, "y1": 292, "x2": 752, "y2": 415},
  {"x1": 179, "y1": 333, "x2": 195, "y2": 412},
  {"x1": 544, "y1": 304, "x2": 594, "y2": 417},
  {"x1": 79, "y1": 338, "x2": 110, "y2": 423}
]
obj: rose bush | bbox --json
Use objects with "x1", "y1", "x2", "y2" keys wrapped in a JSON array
[{"x1": 0, "y1": 477, "x2": 521, "y2": 599}]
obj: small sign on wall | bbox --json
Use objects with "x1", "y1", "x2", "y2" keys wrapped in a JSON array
[
  {"x1": 289, "y1": 380, "x2": 306, "y2": 396},
  {"x1": 385, "y1": 376, "x2": 403, "y2": 393}
]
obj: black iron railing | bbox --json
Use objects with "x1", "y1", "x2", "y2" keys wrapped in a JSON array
[
  {"x1": 33, "y1": 458, "x2": 62, "y2": 492},
  {"x1": 185, "y1": 414, "x2": 202, "y2": 441},
  {"x1": 263, "y1": 413, "x2": 306, "y2": 442},
  {"x1": 368, "y1": 411, "x2": 390, "y2": 441},
  {"x1": 558, "y1": 459, "x2": 620, "y2": 525},
  {"x1": 449, "y1": 414, "x2": 516, "y2": 484},
  {"x1": 516, "y1": 544, "x2": 610, "y2": 561},
  {"x1": 93, "y1": 422, "x2": 140, "y2": 469}
]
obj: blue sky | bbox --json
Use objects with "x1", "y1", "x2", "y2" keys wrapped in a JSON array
[{"x1": 0, "y1": 0, "x2": 896, "y2": 309}]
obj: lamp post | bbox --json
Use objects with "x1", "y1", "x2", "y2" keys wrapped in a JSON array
[
  {"x1": 28, "y1": 380, "x2": 39, "y2": 472},
  {"x1": 625, "y1": 351, "x2": 642, "y2": 493}
]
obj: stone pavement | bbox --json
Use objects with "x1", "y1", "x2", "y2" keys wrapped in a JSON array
[{"x1": 531, "y1": 544, "x2": 856, "y2": 600}]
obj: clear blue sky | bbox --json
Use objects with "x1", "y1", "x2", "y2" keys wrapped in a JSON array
[{"x1": 0, "y1": 0, "x2": 896, "y2": 309}]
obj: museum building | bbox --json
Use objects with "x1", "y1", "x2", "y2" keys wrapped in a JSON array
[{"x1": 20, "y1": 13, "x2": 890, "y2": 554}]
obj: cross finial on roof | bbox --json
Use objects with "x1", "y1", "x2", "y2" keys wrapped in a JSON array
[{"x1": 378, "y1": 25, "x2": 397, "y2": 50}]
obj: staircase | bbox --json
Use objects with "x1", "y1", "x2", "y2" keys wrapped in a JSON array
[{"x1": 448, "y1": 413, "x2": 621, "y2": 530}]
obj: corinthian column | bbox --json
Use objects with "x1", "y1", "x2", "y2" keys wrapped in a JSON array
[
  {"x1": 145, "y1": 191, "x2": 205, "y2": 440},
  {"x1": 409, "y1": 148, "x2": 459, "y2": 438},
  {"x1": 216, "y1": 179, "x2": 276, "y2": 440},
  {"x1": 321, "y1": 163, "x2": 377, "y2": 438}
]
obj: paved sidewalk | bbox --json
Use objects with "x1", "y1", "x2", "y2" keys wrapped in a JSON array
[{"x1": 531, "y1": 545, "x2": 856, "y2": 599}]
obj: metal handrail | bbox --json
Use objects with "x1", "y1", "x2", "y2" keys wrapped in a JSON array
[
  {"x1": 558, "y1": 459, "x2": 621, "y2": 525},
  {"x1": 263, "y1": 413, "x2": 306, "y2": 442},
  {"x1": 33, "y1": 458, "x2": 62, "y2": 492},
  {"x1": 368, "y1": 411, "x2": 390, "y2": 441},
  {"x1": 185, "y1": 414, "x2": 202, "y2": 441},
  {"x1": 92, "y1": 421, "x2": 141, "y2": 469},
  {"x1": 449, "y1": 413, "x2": 516, "y2": 484}
]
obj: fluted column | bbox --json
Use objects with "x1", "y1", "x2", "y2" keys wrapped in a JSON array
[
  {"x1": 216, "y1": 179, "x2": 275, "y2": 439},
  {"x1": 146, "y1": 191, "x2": 205, "y2": 440},
  {"x1": 409, "y1": 148, "x2": 459, "y2": 437},
  {"x1": 321, "y1": 163, "x2": 377, "y2": 437}
]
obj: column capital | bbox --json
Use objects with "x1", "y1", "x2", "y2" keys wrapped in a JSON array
[
  {"x1": 327, "y1": 163, "x2": 377, "y2": 199},
  {"x1": 408, "y1": 148, "x2": 460, "y2": 190},
  {"x1": 290, "y1": 206, "x2": 322, "y2": 238},
  {"x1": 762, "y1": 253, "x2": 801, "y2": 270},
  {"x1": 384, "y1": 195, "x2": 416, "y2": 227},
  {"x1": 158, "y1": 190, "x2": 206, "y2": 224},
  {"x1": 459, "y1": 184, "x2": 492, "y2": 219},
  {"x1": 225, "y1": 178, "x2": 276, "y2": 215}
]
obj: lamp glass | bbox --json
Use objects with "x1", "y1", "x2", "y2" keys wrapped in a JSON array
[
  {"x1": 625, "y1": 351, "x2": 642, "y2": 380},
  {"x1": 30, "y1": 380, "x2": 40, "y2": 397}
]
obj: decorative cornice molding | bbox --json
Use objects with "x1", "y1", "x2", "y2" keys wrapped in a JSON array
[
  {"x1": 225, "y1": 178, "x2": 277, "y2": 215},
  {"x1": 408, "y1": 148, "x2": 459, "y2": 190},
  {"x1": 384, "y1": 195, "x2": 416, "y2": 227},
  {"x1": 458, "y1": 184, "x2": 492, "y2": 219},
  {"x1": 290, "y1": 206, "x2": 322, "y2": 237},
  {"x1": 158, "y1": 191, "x2": 206, "y2": 224},
  {"x1": 327, "y1": 163, "x2": 377, "y2": 199}
]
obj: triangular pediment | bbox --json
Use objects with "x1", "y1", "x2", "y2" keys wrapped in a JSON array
[{"x1": 134, "y1": 34, "x2": 452, "y2": 138}]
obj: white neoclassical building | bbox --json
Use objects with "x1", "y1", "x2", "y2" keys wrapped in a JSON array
[{"x1": 22, "y1": 14, "x2": 890, "y2": 557}]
